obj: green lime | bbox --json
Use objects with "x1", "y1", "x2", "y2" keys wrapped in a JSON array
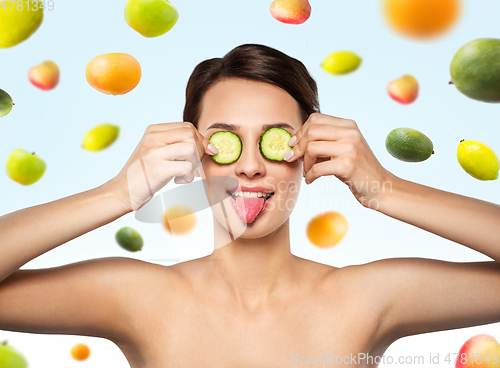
[
  {"x1": 385, "y1": 127, "x2": 434, "y2": 162},
  {"x1": 115, "y1": 227, "x2": 143, "y2": 252},
  {"x1": 321, "y1": 51, "x2": 362, "y2": 75},
  {"x1": 457, "y1": 140, "x2": 499, "y2": 180},
  {"x1": 82, "y1": 123, "x2": 119, "y2": 151},
  {"x1": 0, "y1": 89, "x2": 13, "y2": 118}
]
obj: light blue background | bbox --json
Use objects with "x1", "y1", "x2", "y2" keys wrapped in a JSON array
[{"x1": 1, "y1": 0, "x2": 500, "y2": 367}]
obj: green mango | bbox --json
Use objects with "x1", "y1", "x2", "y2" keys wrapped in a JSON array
[
  {"x1": 450, "y1": 38, "x2": 500, "y2": 103},
  {"x1": 0, "y1": 89, "x2": 13, "y2": 118},
  {"x1": 386, "y1": 127, "x2": 434, "y2": 162}
]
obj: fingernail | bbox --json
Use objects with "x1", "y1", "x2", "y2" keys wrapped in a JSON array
[
  {"x1": 305, "y1": 179, "x2": 311, "y2": 185},
  {"x1": 283, "y1": 149, "x2": 294, "y2": 161},
  {"x1": 207, "y1": 143, "x2": 218, "y2": 155},
  {"x1": 288, "y1": 135, "x2": 297, "y2": 147}
]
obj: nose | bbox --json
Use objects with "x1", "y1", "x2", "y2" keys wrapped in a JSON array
[{"x1": 234, "y1": 140, "x2": 266, "y2": 178}]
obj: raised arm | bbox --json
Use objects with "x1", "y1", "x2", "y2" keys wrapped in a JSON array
[
  {"x1": 0, "y1": 122, "x2": 215, "y2": 341},
  {"x1": 376, "y1": 172, "x2": 500, "y2": 262},
  {"x1": 287, "y1": 112, "x2": 500, "y2": 344}
]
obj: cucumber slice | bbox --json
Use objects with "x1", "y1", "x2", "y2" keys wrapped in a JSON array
[
  {"x1": 209, "y1": 131, "x2": 242, "y2": 164},
  {"x1": 259, "y1": 127, "x2": 293, "y2": 161}
]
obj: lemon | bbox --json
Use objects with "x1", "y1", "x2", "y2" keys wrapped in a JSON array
[
  {"x1": 0, "y1": 1, "x2": 44, "y2": 49},
  {"x1": 82, "y1": 123, "x2": 119, "y2": 151},
  {"x1": 321, "y1": 51, "x2": 362, "y2": 75},
  {"x1": 457, "y1": 139, "x2": 499, "y2": 180}
]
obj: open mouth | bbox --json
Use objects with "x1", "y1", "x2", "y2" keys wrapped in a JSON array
[{"x1": 226, "y1": 191, "x2": 275, "y2": 202}]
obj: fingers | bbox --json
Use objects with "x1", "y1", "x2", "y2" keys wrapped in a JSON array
[
  {"x1": 285, "y1": 124, "x2": 353, "y2": 163},
  {"x1": 142, "y1": 122, "x2": 217, "y2": 159},
  {"x1": 303, "y1": 141, "x2": 356, "y2": 174},
  {"x1": 304, "y1": 156, "x2": 355, "y2": 185},
  {"x1": 290, "y1": 113, "x2": 356, "y2": 147}
]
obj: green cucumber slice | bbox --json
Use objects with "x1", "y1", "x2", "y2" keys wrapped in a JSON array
[
  {"x1": 259, "y1": 127, "x2": 293, "y2": 161},
  {"x1": 209, "y1": 131, "x2": 242, "y2": 164}
]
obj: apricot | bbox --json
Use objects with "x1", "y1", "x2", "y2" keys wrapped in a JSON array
[
  {"x1": 70, "y1": 343, "x2": 90, "y2": 361},
  {"x1": 306, "y1": 211, "x2": 348, "y2": 248},
  {"x1": 85, "y1": 53, "x2": 141, "y2": 95},
  {"x1": 164, "y1": 205, "x2": 196, "y2": 235}
]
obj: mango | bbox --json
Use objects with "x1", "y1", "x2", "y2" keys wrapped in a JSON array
[
  {"x1": 387, "y1": 75, "x2": 419, "y2": 104},
  {"x1": 269, "y1": 0, "x2": 311, "y2": 24},
  {"x1": 28, "y1": 61, "x2": 60, "y2": 90},
  {"x1": 450, "y1": 38, "x2": 500, "y2": 103}
]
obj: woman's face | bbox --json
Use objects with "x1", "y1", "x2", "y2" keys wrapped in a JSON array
[{"x1": 196, "y1": 78, "x2": 304, "y2": 239}]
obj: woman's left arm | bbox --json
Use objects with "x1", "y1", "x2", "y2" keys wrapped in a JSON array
[
  {"x1": 287, "y1": 112, "x2": 500, "y2": 262},
  {"x1": 287, "y1": 112, "x2": 500, "y2": 341}
]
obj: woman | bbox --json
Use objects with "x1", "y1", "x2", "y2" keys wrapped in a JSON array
[{"x1": 1, "y1": 43, "x2": 500, "y2": 368}]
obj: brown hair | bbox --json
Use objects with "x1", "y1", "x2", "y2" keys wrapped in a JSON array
[{"x1": 183, "y1": 43, "x2": 320, "y2": 129}]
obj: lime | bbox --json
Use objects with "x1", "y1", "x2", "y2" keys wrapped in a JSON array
[
  {"x1": 385, "y1": 127, "x2": 434, "y2": 162},
  {"x1": 0, "y1": 89, "x2": 14, "y2": 118},
  {"x1": 457, "y1": 140, "x2": 499, "y2": 180},
  {"x1": 115, "y1": 227, "x2": 143, "y2": 252},
  {"x1": 321, "y1": 51, "x2": 362, "y2": 75},
  {"x1": 82, "y1": 123, "x2": 119, "y2": 151}
]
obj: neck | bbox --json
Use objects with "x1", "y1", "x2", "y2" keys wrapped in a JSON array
[{"x1": 207, "y1": 216, "x2": 298, "y2": 311}]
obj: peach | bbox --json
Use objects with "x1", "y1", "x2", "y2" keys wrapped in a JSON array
[
  {"x1": 269, "y1": 0, "x2": 311, "y2": 24},
  {"x1": 387, "y1": 74, "x2": 419, "y2": 104},
  {"x1": 28, "y1": 61, "x2": 59, "y2": 90},
  {"x1": 456, "y1": 334, "x2": 500, "y2": 368}
]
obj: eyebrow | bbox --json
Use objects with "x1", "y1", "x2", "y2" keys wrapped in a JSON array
[{"x1": 206, "y1": 122, "x2": 296, "y2": 132}]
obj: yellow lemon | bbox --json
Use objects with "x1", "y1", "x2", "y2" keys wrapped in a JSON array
[
  {"x1": 321, "y1": 51, "x2": 362, "y2": 75},
  {"x1": 457, "y1": 139, "x2": 499, "y2": 181},
  {"x1": 0, "y1": 1, "x2": 44, "y2": 49},
  {"x1": 82, "y1": 123, "x2": 119, "y2": 151}
]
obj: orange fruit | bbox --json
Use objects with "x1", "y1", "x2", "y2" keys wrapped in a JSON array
[
  {"x1": 306, "y1": 211, "x2": 348, "y2": 248},
  {"x1": 85, "y1": 53, "x2": 141, "y2": 95},
  {"x1": 382, "y1": 0, "x2": 461, "y2": 39},
  {"x1": 70, "y1": 343, "x2": 90, "y2": 361},
  {"x1": 164, "y1": 205, "x2": 197, "y2": 235}
]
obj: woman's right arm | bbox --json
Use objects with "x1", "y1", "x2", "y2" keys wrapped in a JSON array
[
  {"x1": 0, "y1": 180, "x2": 130, "y2": 284},
  {"x1": 0, "y1": 122, "x2": 216, "y2": 341}
]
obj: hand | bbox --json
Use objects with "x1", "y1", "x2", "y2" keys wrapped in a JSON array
[
  {"x1": 110, "y1": 122, "x2": 218, "y2": 212},
  {"x1": 284, "y1": 113, "x2": 391, "y2": 209}
]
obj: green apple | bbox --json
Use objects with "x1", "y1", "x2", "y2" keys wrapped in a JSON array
[
  {"x1": 124, "y1": 0, "x2": 179, "y2": 38},
  {"x1": 6, "y1": 149, "x2": 47, "y2": 185},
  {"x1": 0, "y1": 340, "x2": 28, "y2": 368},
  {"x1": 0, "y1": 89, "x2": 14, "y2": 118},
  {"x1": 0, "y1": 1, "x2": 44, "y2": 49}
]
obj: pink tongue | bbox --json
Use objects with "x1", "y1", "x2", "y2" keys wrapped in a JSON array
[{"x1": 234, "y1": 196, "x2": 265, "y2": 223}]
